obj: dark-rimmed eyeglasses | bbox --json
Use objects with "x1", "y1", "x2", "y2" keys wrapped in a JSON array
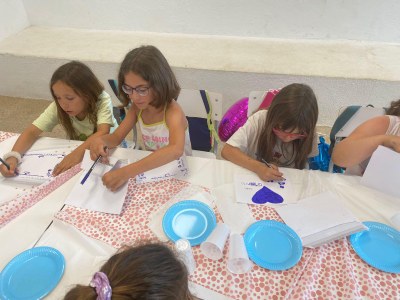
[
  {"x1": 121, "y1": 84, "x2": 150, "y2": 97},
  {"x1": 272, "y1": 128, "x2": 307, "y2": 139}
]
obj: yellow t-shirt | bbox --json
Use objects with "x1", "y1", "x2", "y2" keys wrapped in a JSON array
[{"x1": 32, "y1": 91, "x2": 118, "y2": 140}]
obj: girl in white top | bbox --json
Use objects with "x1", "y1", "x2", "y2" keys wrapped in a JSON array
[
  {"x1": 90, "y1": 45, "x2": 192, "y2": 191},
  {"x1": 221, "y1": 83, "x2": 319, "y2": 181},
  {"x1": 0, "y1": 61, "x2": 118, "y2": 177},
  {"x1": 332, "y1": 99, "x2": 400, "y2": 175}
]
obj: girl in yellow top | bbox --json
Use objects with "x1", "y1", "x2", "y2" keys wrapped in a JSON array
[{"x1": 0, "y1": 61, "x2": 118, "y2": 177}]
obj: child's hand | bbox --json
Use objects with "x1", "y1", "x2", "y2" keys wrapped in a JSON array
[
  {"x1": 256, "y1": 163, "x2": 285, "y2": 182},
  {"x1": 53, "y1": 152, "x2": 82, "y2": 176},
  {"x1": 0, "y1": 157, "x2": 18, "y2": 177},
  {"x1": 102, "y1": 167, "x2": 130, "y2": 192},
  {"x1": 90, "y1": 138, "x2": 109, "y2": 163}
]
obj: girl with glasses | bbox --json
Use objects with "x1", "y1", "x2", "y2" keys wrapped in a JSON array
[
  {"x1": 64, "y1": 242, "x2": 194, "y2": 300},
  {"x1": 0, "y1": 61, "x2": 118, "y2": 177},
  {"x1": 90, "y1": 45, "x2": 192, "y2": 191},
  {"x1": 332, "y1": 99, "x2": 400, "y2": 175},
  {"x1": 221, "y1": 83, "x2": 319, "y2": 181}
]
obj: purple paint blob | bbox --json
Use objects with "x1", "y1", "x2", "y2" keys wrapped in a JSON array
[{"x1": 251, "y1": 186, "x2": 284, "y2": 204}]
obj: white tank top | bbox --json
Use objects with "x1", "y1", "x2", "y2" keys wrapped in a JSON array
[{"x1": 137, "y1": 106, "x2": 192, "y2": 155}]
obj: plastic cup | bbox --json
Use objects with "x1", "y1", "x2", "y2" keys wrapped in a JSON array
[
  {"x1": 200, "y1": 223, "x2": 230, "y2": 260},
  {"x1": 175, "y1": 239, "x2": 196, "y2": 275},
  {"x1": 390, "y1": 211, "x2": 400, "y2": 231},
  {"x1": 227, "y1": 233, "x2": 253, "y2": 274}
]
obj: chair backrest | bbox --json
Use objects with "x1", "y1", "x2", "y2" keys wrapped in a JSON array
[
  {"x1": 247, "y1": 89, "x2": 280, "y2": 117},
  {"x1": 177, "y1": 89, "x2": 223, "y2": 155},
  {"x1": 327, "y1": 105, "x2": 385, "y2": 173},
  {"x1": 329, "y1": 105, "x2": 385, "y2": 155}
]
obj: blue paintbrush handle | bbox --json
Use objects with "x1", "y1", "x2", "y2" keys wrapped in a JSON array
[
  {"x1": 0, "y1": 157, "x2": 11, "y2": 170},
  {"x1": 80, "y1": 155, "x2": 102, "y2": 185}
]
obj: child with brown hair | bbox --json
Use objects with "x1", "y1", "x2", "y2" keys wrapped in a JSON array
[
  {"x1": 90, "y1": 45, "x2": 192, "y2": 191},
  {"x1": 221, "y1": 83, "x2": 319, "y2": 181},
  {"x1": 0, "y1": 61, "x2": 118, "y2": 177},
  {"x1": 64, "y1": 243, "x2": 194, "y2": 300}
]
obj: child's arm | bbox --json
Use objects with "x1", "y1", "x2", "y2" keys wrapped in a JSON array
[
  {"x1": 0, "y1": 125, "x2": 42, "y2": 177},
  {"x1": 221, "y1": 143, "x2": 284, "y2": 181},
  {"x1": 90, "y1": 105, "x2": 138, "y2": 161},
  {"x1": 52, "y1": 123, "x2": 112, "y2": 176},
  {"x1": 100, "y1": 102, "x2": 186, "y2": 191},
  {"x1": 332, "y1": 116, "x2": 400, "y2": 167}
]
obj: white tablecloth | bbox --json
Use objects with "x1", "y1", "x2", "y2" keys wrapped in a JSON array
[{"x1": 0, "y1": 133, "x2": 399, "y2": 299}]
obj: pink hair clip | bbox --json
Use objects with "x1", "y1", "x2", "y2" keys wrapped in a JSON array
[{"x1": 89, "y1": 271, "x2": 112, "y2": 300}]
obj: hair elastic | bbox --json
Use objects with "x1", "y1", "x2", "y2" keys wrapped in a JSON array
[{"x1": 89, "y1": 271, "x2": 112, "y2": 300}]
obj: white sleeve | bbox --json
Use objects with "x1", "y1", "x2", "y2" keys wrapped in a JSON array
[{"x1": 226, "y1": 110, "x2": 265, "y2": 155}]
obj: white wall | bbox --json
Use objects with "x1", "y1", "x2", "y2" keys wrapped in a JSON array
[
  {"x1": 22, "y1": 0, "x2": 400, "y2": 43},
  {"x1": 0, "y1": 0, "x2": 29, "y2": 41}
]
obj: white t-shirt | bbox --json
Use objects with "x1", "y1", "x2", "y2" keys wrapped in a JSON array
[
  {"x1": 33, "y1": 91, "x2": 118, "y2": 140},
  {"x1": 226, "y1": 110, "x2": 319, "y2": 168}
]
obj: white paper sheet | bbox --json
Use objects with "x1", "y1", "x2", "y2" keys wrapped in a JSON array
[
  {"x1": 275, "y1": 191, "x2": 366, "y2": 247},
  {"x1": 135, "y1": 155, "x2": 189, "y2": 183},
  {"x1": 234, "y1": 173, "x2": 295, "y2": 205},
  {"x1": 361, "y1": 145, "x2": 400, "y2": 198},
  {"x1": 6, "y1": 151, "x2": 66, "y2": 184},
  {"x1": 0, "y1": 183, "x2": 21, "y2": 205},
  {"x1": 64, "y1": 151, "x2": 129, "y2": 214}
]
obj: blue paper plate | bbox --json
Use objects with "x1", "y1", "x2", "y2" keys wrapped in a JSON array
[
  {"x1": 0, "y1": 246, "x2": 65, "y2": 300},
  {"x1": 244, "y1": 220, "x2": 303, "y2": 270},
  {"x1": 162, "y1": 200, "x2": 217, "y2": 246},
  {"x1": 349, "y1": 221, "x2": 400, "y2": 274}
]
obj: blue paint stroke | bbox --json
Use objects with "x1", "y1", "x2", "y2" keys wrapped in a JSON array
[{"x1": 252, "y1": 186, "x2": 283, "y2": 204}]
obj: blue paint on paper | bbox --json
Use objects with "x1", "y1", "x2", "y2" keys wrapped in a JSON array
[{"x1": 252, "y1": 186, "x2": 284, "y2": 204}]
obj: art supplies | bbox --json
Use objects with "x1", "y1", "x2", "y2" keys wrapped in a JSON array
[
  {"x1": 0, "y1": 157, "x2": 10, "y2": 170},
  {"x1": 80, "y1": 155, "x2": 102, "y2": 185},
  {"x1": 275, "y1": 191, "x2": 367, "y2": 248},
  {"x1": 234, "y1": 173, "x2": 295, "y2": 205}
]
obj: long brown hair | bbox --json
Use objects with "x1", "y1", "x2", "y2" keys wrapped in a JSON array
[
  {"x1": 256, "y1": 83, "x2": 319, "y2": 169},
  {"x1": 118, "y1": 45, "x2": 180, "y2": 108},
  {"x1": 50, "y1": 61, "x2": 104, "y2": 140},
  {"x1": 386, "y1": 99, "x2": 400, "y2": 116},
  {"x1": 64, "y1": 242, "x2": 193, "y2": 300}
]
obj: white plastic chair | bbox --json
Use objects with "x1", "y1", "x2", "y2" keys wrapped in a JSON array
[
  {"x1": 247, "y1": 89, "x2": 280, "y2": 117},
  {"x1": 177, "y1": 89, "x2": 223, "y2": 159}
]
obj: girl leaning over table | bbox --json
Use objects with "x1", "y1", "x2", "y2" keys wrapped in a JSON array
[
  {"x1": 90, "y1": 45, "x2": 192, "y2": 192},
  {"x1": 221, "y1": 83, "x2": 319, "y2": 181},
  {"x1": 0, "y1": 61, "x2": 118, "y2": 177},
  {"x1": 332, "y1": 99, "x2": 400, "y2": 175}
]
